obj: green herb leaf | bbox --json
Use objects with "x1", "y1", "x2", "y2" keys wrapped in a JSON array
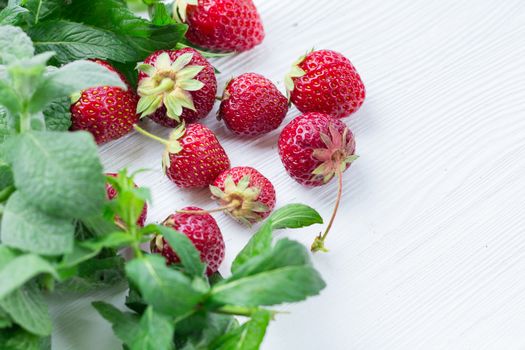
[
  {"x1": 211, "y1": 265, "x2": 325, "y2": 307},
  {"x1": 151, "y1": 3, "x2": 174, "y2": 25},
  {"x1": 0, "y1": 306, "x2": 12, "y2": 329},
  {"x1": 0, "y1": 5, "x2": 29, "y2": 25},
  {"x1": 0, "y1": 25, "x2": 34, "y2": 64},
  {"x1": 28, "y1": 20, "x2": 137, "y2": 64},
  {"x1": 231, "y1": 204, "x2": 323, "y2": 272},
  {"x1": 0, "y1": 80, "x2": 22, "y2": 114},
  {"x1": 211, "y1": 310, "x2": 272, "y2": 350},
  {"x1": 0, "y1": 282, "x2": 52, "y2": 336},
  {"x1": 0, "y1": 327, "x2": 49, "y2": 350},
  {"x1": 31, "y1": 59, "x2": 126, "y2": 111},
  {"x1": 0, "y1": 251, "x2": 58, "y2": 300},
  {"x1": 269, "y1": 203, "x2": 323, "y2": 229},
  {"x1": 131, "y1": 306, "x2": 174, "y2": 350},
  {"x1": 24, "y1": 0, "x2": 63, "y2": 24},
  {"x1": 93, "y1": 301, "x2": 140, "y2": 346},
  {"x1": 229, "y1": 239, "x2": 311, "y2": 280},
  {"x1": 6, "y1": 131, "x2": 106, "y2": 219},
  {"x1": 156, "y1": 225, "x2": 206, "y2": 277},
  {"x1": 42, "y1": 97, "x2": 71, "y2": 131},
  {"x1": 1, "y1": 191, "x2": 74, "y2": 255},
  {"x1": 125, "y1": 255, "x2": 207, "y2": 316}
]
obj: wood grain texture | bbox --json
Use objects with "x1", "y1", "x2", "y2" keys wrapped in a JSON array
[{"x1": 51, "y1": 0, "x2": 525, "y2": 349}]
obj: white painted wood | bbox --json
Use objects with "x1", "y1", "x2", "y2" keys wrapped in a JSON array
[{"x1": 51, "y1": 0, "x2": 525, "y2": 348}]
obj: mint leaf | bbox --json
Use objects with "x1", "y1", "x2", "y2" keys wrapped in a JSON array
[
  {"x1": 232, "y1": 204, "x2": 322, "y2": 272},
  {"x1": 0, "y1": 283, "x2": 52, "y2": 336},
  {"x1": 0, "y1": 306, "x2": 12, "y2": 328},
  {"x1": 269, "y1": 204, "x2": 323, "y2": 230},
  {"x1": 230, "y1": 239, "x2": 310, "y2": 281},
  {"x1": 92, "y1": 301, "x2": 140, "y2": 346},
  {"x1": 24, "y1": 0, "x2": 62, "y2": 24},
  {"x1": 7, "y1": 131, "x2": 106, "y2": 219},
  {"x1": 151, "y1": 3, "x2": 174, "y2": 25},
  {"x1": 157, "y1": 225, "x2": 206, "y2": 277},
  {"x1": 125, "y1": 255, "x2": 206, "y2": 316},
  {"x1": 42, "y1": 97, "x2": 71, "y2": 131},
  {"x1": 0, "y1": 253, "x2": 57, "y2": 300},
  {"x1": 28, "y1": 20, "x2": 137, "y2": 64},
  {"x1": 1, "y1": 192, "x2": 74, "y2": 255},
  {"x1": 0, "y1": 5, "x2": 28, "y2": 25},
  {"x1": 131, "y1": 306, "x2": 174, "y2": 350},
  {"x1": 0, "y1": 25, "x2": 34, "y2": 64},
  {"x1": 31, "y1": 59, "x2": 126, "y2": 111},
  {"x1": 0, "y1": 327, "x2": 47, "y2": 350},
  {"x1": 210, "y1": 265, "x2": 325, "y2": 307},
  {"x1": 0, "y1": 106, "x2": 11, "y2": 143},
  {"x1": 0, "y1": 245, "x2": 17, "y2": 269},
  {"x1": 211, "y1": 310, "x2": 272, "y2": 350},
  {"x1": 0, "y1": 77, "x2": 22, "y2": 114},
  {"x1": 179, "y1": 313, "x2": 238, "y2": 350}
]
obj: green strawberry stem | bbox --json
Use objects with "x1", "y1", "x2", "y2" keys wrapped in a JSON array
[
  {"x1": 133, "y1": 124, "x2": 170, "y2": 145},
  {"x1": 177, "y1": 202, "x2": 240, "y2": 215},
  {"x1": 311, "y1": 168, "x2": 343, "y2": 253}
]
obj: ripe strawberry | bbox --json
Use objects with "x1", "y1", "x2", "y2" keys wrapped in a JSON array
[
  {"x1": 151, "y1": 207, "x2": 225, "y2": 275},
  {"x1": 174, "y1": 0, "x2": 265, "y2": 52},
  {"x1": 180, "y1": 167, "x2": 275, "y2": 225},
  {"x1": 285, "y1": 49, "x2": 366, "y2": 119},
  {"x1": 218, "y1": 73, "x2": 288, "y2": 136},
  {"x1": 134, "y1": 122, "x2": 230, "y2": 188},
  {"x1": 278, "y1": 112, "x2": 358, "y2": 252},
  {"x1": 70, "y1": 60, "x2": 139, "y2": 144},
  {"x1": 105, "y1": 173, "x2": 148, "y2": 227},
  {"x1": 136, "y1": 48, "x2": 217, "y2": 128}
]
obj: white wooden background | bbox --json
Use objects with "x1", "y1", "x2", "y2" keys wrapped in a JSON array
[{"x1": 50, "y1": 0, "x2": 525, "y2": 349}]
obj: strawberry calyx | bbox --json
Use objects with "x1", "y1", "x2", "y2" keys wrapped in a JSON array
[
  {"x1": 136, "y1": 52, "x2": 205, "y2": 121},
  {"x1": 210, "y1": 175, "x2": 269, "y2": 225},
  {"x1": 133, "y1": 122, "x2": 185, "y2": 170},
  {"x1": 284, "y1": 50, "x2": 312, "y2": 99},
  {"x1": 173, "y1": 0, "x2": 198, "y2": 23},
  {"x1": 311, "y1": 126, "x2": 358, "y2": 183}
]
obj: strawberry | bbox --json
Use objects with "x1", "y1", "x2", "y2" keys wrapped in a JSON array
[
  {"x1": 285, "y1": 49, "x2": 366, "y2": 119},
  {"x1": 105, "y1": 173, "x2": 148, "y2": 227},
  {"x1": 70, "y1": 60, "x2": 139, "y2": 144},
  {"x1": 218, "y1": 73, "x2": 288, "y2": 136},
  {"x1": 151, "y1": 207, "x2": 225, "y2": 275},
  {"x1": 136, "y1": 48, "x2": 217, "y2": 128},
  {"x1": 134, "y1": 122, "x2": 230, "y2": 188},
  {"x1": 278, "y1": 112, "x2": 358, "y2": 252},
  {"x1": 173, "y1": 0, "x2": 264, "y2": 53},
  {"x1": 181, "y1": 166, "x2": 275, "y2": 225}
]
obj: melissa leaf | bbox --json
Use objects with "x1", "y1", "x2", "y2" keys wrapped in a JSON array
[
  {"x1": 42, "y1": 97, "x2": 71, "y2": 131},
  {"x1": 156, "y1": 225, "x2": 206, "y2": 277},
  {"x1": 125, "y1": 255, "x2": 207, "y2": 316},
  {"x1": 210, "y1": 265, "x2": 325, "y2": 307},
  {"x1": 0, "y1": 282, "x2": 52, "y2": 336},
  {"x1": 1, "y1": 192, "x2": 74, "y2": 255},
  {"x1": 28, "y1": 20, "x2": 137, "y2": 64},
  {"x1": 0, "y1": 25, "x2": 34, "y2": 64},
  {"x1": 6, "y1": 131, "x2": 106, "y2": 219},
  {"x1": 0, "y1": 252, "x2": 58, "y2": 300}
]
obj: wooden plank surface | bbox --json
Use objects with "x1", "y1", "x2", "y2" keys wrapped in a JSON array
[{"x1": 51, "y1": 0, "x2": 525, "y2": 348}]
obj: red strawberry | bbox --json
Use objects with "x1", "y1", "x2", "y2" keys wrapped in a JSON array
[
  {"x1": 285, "y1": 50, "x2": 366, "y2": 119},
  {"x1": 105, "y1": 173, "x2": 148, "y2": 227},
  {"x1": 134, "y1": 122, "x2": 230, "y2": 188},
  {"x1": 136, "y1": 48, "x2": 217, "y2": 128},
  {"x1": 218, "y1": 73, "x2": 288, "y2": 136},
  {"x1": 174, "y1": 0, "x2": 264, "y2": 52},
  {"x1": 278, "y1": 112, "x2": 358, "y2": 252},
  {"x1": 70, "y1": 60, "x2": 139, "y2": 144},
  {"x1": 151, "y1": 207, "x2": 225, "y2": 275},
  {"x1": 188, "y1": 166, "x2": 276, "y2": 225}
]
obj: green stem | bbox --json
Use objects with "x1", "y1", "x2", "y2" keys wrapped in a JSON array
[
  {"x1": 311, "y1": 168, "x2": 343, "y2": 253},
  {"x1": 19, "y1": 111, "x2": 31, "y2": 133},
  {"x1": 214, "y1": 305, "x2": 260, "y2": 317},
  {"x1": 133, "y1": 124, "x2": 169, "y2": 145}
]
